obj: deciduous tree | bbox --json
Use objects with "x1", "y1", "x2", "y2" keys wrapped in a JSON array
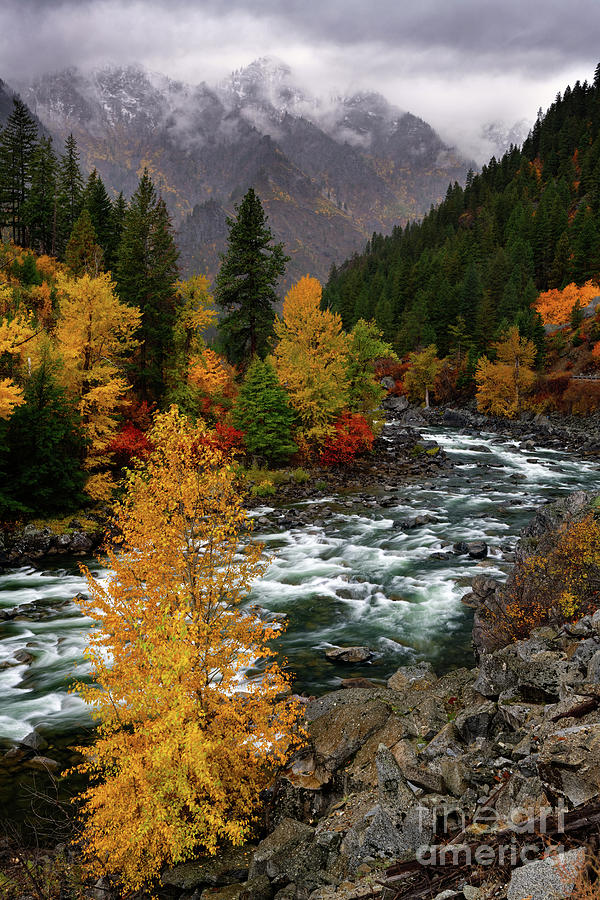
[
  {"x1": 273, "y1": 275, "x2": 349, "y2": 453},
  {"x1": 475, "y1": 326, "x2": 537, "y2": 418},
  {"x1": 73, "y1": 406, "x2": 299, "y2": 891},
  {"x1": 55, "y1": 272, "x2": 140, "y2": 499},
  {"x1": 403, "y1": 344, "x2": 442, "y2": 407}
]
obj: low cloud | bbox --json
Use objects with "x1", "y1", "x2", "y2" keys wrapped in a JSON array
[{"x1": 1, "y1": 0, "x2": 598, "y2": 163}]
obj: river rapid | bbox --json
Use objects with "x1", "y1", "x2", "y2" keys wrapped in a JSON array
[{"x1": 0, "y1": 423, "x2": 598, "y2": 747}]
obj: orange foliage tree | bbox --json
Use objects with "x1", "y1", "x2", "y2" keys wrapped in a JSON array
[
  {"x1": 475, "y1": 327, "x2": 537, "y2": 418},
  {"x1": 73, "y1": 407, "x2": 299, "y2": 891},
  {"x1": 535, "y1": 280, "x2": 600, "y2": 325},
  {"x1": 273, "y1": 275, "x2": 349, "y2": 453}
]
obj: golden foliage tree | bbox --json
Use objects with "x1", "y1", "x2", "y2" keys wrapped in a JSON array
[
  {"x1": 403, "y1": 344, "x2": 442, "y2": 407},
  {"x1": 0, "y1": 300, "x2": 37, "y2": 419},
  {"x1": 55, "y1": 272, "x2": 140, "y2": 500},
  {"x1": 475, "y1": 327, "x2": 537, "y2": 418},
  {"x1": 535, "y1": 280, "x2": 600, "y2": 325},
  {"x1": 73, "y1": 407, "x2": 299, "y2": 890},
  {"x1": 273, "y1": 275, "x2": 349, "y2": 452}
]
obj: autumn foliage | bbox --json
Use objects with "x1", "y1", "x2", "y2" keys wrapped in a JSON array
[
  {"x1": 484, "y1": 512, "x2": 600, "y2": 646},
  {"x1": 73, "y1": 407, "x2": 300, "y2": 890},
  {"x1": 535, "y1": 280, "x2": 600, "y2": 325},
  {"x1": 475, "y1": 327, "x2": 537, "y2": 418},
  {"x1": 274, "y1": 275, "x2": 349, "y2": 453},
  {"x1": 319, "y1": 412, "x2": 374, "y2": 467}
]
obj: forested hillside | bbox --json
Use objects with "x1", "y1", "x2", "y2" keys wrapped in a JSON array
[{"x1": 324, "y1": 65, "x2": 600, "y2": 357}]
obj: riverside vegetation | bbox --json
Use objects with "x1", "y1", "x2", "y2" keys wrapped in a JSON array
[{"x1": 0, "y1": 65, "x2": 600, "y2": 899}]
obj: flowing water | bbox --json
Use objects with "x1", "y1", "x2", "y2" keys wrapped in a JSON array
[{"x1": 0, "y1": 424, "x2": 598, "y2": 745}]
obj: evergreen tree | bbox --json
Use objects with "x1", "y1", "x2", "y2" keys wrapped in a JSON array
[
  {"x1": 57, "y1": 133, "x2": 84, "y2": 253},
  {"x1": 65, "y1": 208, "x2": 104, "y2": 276},
  {"x1": 0, "y1": 359, "x2": 86, "y2": 517},
  {"x1": 84, "y1": 169, "x2": 117, "y2": 269},
  {"x1": 116, "y1": 170, "x2": 179, "y2": 401},
  {"x1": 0, "y1": 97, "x2": 39, "y2": 245},
  {"x1": 233, "y1": 358, "x2": 297, "y2": 464},
  {"x1": 23, "y1": 136, "x2": 58, "y2": 255},
  {"x1": 215, "y1": 188, "x2": 288, "y2": 365}
]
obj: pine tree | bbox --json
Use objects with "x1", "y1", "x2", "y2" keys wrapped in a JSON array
[
  {"x1": 65, "y1": 208, "x2": 104, "y2": 277},
  {"x1": 233, "y1": 358, "x2": 297, "y2": 464},
  {"x1": 23, "y1": 136, "x2": 58, "y2": 255},
  {"x1": 215, "y1": 188, "x2": 288, "y2": 365},
  {"x1": 116, "y1": 170, "x2": 179, "y2": 401},
  {"x1": 57, "y1": 133, "x2": 84, "y2": 253},
  {"x1": 0, "y1": 97, "x2": 39, "y2": 245}
]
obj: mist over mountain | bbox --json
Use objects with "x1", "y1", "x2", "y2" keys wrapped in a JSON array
[{"x1": 16, "y1": 57, "x2": 472, "y2": 283}]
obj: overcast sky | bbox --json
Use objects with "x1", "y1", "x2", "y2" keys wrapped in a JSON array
[{"x1": 1, "y1": 0, "x2": 599, "y2": 160}]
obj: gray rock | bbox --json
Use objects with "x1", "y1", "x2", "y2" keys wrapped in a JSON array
[
  {"x1": 454, "y1": 700, "x2": 497, "y2": 743},
  {"x1": 375, "y1": 744, "x2": 414, "y2": 810},
  {"x1": 587, "y1": 650, "x2": 600, "y2": 683},
  {"x1": 466, "y1": 541, "x2": 488, "y2": 560},
  {"x1": 387, "y1": 662, "x2": 436, "y2": 692},
  {"x1": 162, "y1": 846, "x2": 257, "y2": 890},
  {"x1": 324, "y1": 646, "x2": 372, "y2": 664},
  {"x1": 538, "y1": 723, "x2": 600, "y2": 805},
  {"x1": 249, "y1": 819, "x2": 326, "y2": 889},
  {"x1": 506, "y1": 848, "x2": 586, "y2": 900}
]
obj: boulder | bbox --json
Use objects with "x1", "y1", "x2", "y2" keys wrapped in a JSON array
[
  {"x1": 387, "y1": 662, "x2": 436, "y2": 692},
  {"x1": 506, "y1": 848, "x2": 586, "y2": 900},
  {"x1": 538, "y1": 723, "x2": 600, "y2": 805},
  {"x1": 466, "y1": 541, "x2": 488, "y2": 560},
  {"x1": 162, "y1": 845, "x2": 257, "y2": 890},
  {"x1": 248, "y1": 819, "x2": 326, "y2": 890},
  {"x1": 454, "y1": 700, "x2": 497, "y2": 743},
  {"x1": 309, "y1": 696, "x2": 392, "y2": 778},
  {"x1": 325, "y1": 647, "x2": 372, "y2": 665}
]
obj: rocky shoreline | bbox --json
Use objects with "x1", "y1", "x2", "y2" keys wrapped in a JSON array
[{"x1": 156, "y1": 490, "x2": 600, "y2": 900}]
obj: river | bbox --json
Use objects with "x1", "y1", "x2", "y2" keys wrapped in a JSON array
[{"x1": 0, "y1": 423, "x2": 598, "y2": 746}]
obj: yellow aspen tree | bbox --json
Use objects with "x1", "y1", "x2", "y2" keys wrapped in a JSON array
[
  {"x1": 475, "y1": 326, "x2": 537, "y2": 418},
  {"x1": 273, "y1": 275, "x2": 349, "y2": 453},
  {"x1": 73, "y1": 407, "x2": 299, "y2": 891},
  {"x1": 55, "y1": 272, "x2": 141, "y2": 500},
  {"x1": 403, "y1": 344, "x2": 442, "y2": 408}
]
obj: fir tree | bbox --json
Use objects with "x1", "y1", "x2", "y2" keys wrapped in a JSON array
[
  {"x1": 116, "y1": 170, "x2": 179, "y2": 401},
  {"x1": 233, "y1": 358, "x2": 297, "y2": 464},
  {"x1": 65, "y1": 208, "x2": 104, "y2": 276},
  {"x1": 23, "y1": 136, "x2": 58, "y2": 255},
  {"x1": 57, "y1": 133, "x2": 84, "y2": 253},
  {"x1": 0, "y1": 97, "x2": 39, "y2": 245},
  {"x1": 215, "y1": 188, "x2": 288, "y2": 365},
  {"x1": 84, "y1": 169, "x2": 117, "y2": 269}
]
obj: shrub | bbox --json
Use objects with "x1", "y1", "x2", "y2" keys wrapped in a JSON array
[
  {"x1": 319, "y1": 412, "x2": 374, "y2": 467},
  {"x1": 291, "y1": 467, "x2": 310, "y2": 484},
  {"x1": 484, "y1": 513, "x2": 600, "y2": 646}
]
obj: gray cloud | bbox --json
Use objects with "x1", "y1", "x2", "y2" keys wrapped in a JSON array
[{"x1": 0, "y1": 0, "x2": 598, "y2": 162}]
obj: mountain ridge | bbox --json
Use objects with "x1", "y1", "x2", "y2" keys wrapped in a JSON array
[{"x1": 12, "y1": 58, "x2": 473, "y2": 283}]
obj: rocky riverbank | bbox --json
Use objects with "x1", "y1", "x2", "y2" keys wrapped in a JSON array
[
  {"x1": 0, "y1": 518, "x2": 104, "y2": 569},
  {"x1": 157, "y1": 490, "x2": 600, "y2": 900}
]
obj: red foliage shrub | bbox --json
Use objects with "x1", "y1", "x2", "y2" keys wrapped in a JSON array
[
  {"x1": 194, "y1": 422, "x2": 245, "y2": 457},
  {"x1": 319, "y1": 413, "x2": 374, "y2": 467},
  {"x1": 109, "y1": 423, "x2": 153, "y2": 469}
]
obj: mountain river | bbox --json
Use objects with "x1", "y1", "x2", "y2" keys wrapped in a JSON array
[{"x1": 0, "y1": 423, "x2": 598, "y2": 747}]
